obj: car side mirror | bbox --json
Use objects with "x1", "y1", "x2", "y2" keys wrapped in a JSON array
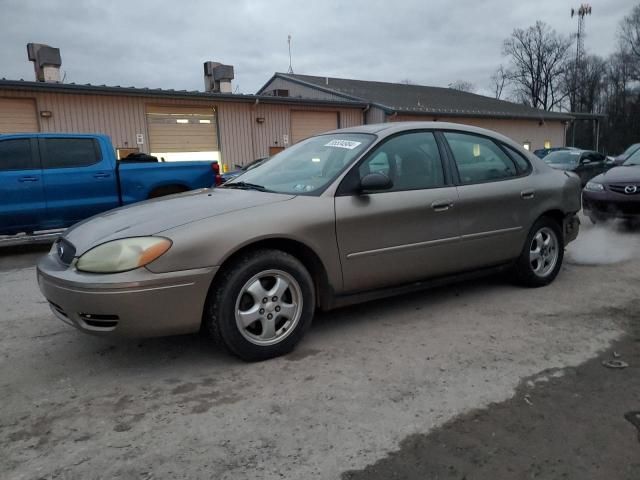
[
  {"x1": 581, "y1": 158, "x2": 591, "y2": 165},
  {"x1": 359, "y1": 172, "x2": 393, "y2": 192}
]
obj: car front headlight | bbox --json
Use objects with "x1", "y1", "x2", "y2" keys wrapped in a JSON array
[
  {"x1": 76, "y1": 237, "x2": 172, "y2": 273},
  {"x1": 584, "y1": 181, "x2": 605, "y2": 192}
]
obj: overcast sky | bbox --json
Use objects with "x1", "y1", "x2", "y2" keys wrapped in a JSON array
[{"x1": 0, "y1": 0, "x2": 634, "y2": 97}]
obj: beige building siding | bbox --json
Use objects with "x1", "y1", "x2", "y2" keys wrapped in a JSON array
[
  {"x1": 365, "y1": 106, "x2": 386, "y2": 124},
  {"x1": 391, "y1": 115, "x2": 566, "y2": 150},
  {"x1": 0, "y1": 89, "x2": 364, "y2": 167}
]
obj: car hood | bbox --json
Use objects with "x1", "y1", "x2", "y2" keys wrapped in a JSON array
[
  {"x1": 592, "y1": 165, "x2": 640, "y2": 184},
  {"x1": 64, "y1": 188, "x2": 295, "y2": 254}
]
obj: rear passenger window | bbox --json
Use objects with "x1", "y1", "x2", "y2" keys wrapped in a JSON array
[
  {"x1": 502, "y1": 144, "x2": 532, "y2": 173},
  {"x1": 444, "y1": 132, "x2": 517, "y2": 184},
  {"x1": 0, "y1": 139, "x2": 34, "y2": 171},
  {"x1": 42, "y1": 138, "x2": 101, "y2": 168},
  {"x1": 359, "y1": 132, "x2": 445, "y2": 191}
]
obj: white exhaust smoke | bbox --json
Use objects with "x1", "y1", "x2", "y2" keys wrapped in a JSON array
[{"x1": 566, "y1": 216, "x2": 640, "y2": 266}]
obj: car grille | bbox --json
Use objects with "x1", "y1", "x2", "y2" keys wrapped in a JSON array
[
  {"x1": 609, "y1": 184, "x2": 640, "y2": 195},
  {"x1": 56, "y1": 238, "x2": 76, "y2": 265},
  {"x1": 590, "y1": 200, "x2": 640, "y2": 215}
]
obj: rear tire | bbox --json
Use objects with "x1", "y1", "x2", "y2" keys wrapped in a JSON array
[
  {"x1": 204, "y1": 249, "x2": 315, "y2": 361},
  {"x1": 513, "y1": 217, "x2": 564, "y2": 287}
]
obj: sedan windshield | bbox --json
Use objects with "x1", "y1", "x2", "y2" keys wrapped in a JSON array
[
  {"x1": 224, "y1": 133, "x2": 375, "y2": 195},
  {"x1": 623, "y1": 149, "x2": 640, "y2": 166},
  {"x1": 544, "y1": 150, "x2": 581, "y2": 165}
]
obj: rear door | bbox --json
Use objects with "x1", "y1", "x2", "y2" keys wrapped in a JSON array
[
  {"x1": 40, "y1": 137, "x2": 119, "y2": 228},
  {"x1": 0, "y1": 137, "x2": 46, "y2": 234},
  {"x1": 335, "y1": 131, "x2": 461, "y2": 292},
  {"x1": 442, "y1": 131, "x2": 534, "y2": 269}
]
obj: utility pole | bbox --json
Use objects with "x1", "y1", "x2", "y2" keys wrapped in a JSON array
[
  {"x1": 287, "y1": 35, "x2": 294, "y2": 74},
  {"x1": 570, "y1": 3, "x2": 592, "y2": 146},
  {"x1": 570, "y1": 4, "x2": 592, "y2": 111}
]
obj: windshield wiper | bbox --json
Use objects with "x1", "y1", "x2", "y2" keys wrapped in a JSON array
[{"x1": 223, "y1": 181, "x2": 271, "y2": 192}]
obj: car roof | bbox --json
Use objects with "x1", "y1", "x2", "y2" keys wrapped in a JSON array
[{"x1": 325, "y1": 121, "x2": 525, "y2": 148}]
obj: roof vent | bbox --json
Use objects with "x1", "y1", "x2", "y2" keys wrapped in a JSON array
[
  {"x1": 204, "y1": 61, "x2": 234, "y2": 93},
  {"x1": 27, "y1": 43, "x2": 62, "y2": 83}
]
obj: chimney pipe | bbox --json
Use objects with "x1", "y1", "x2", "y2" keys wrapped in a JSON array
[
  {"x1": 204, "y1": 61, "x2": 234, "y2": 93},
  {"x1": 27, "y1": 43, "x2": 62, "y2": 83}
]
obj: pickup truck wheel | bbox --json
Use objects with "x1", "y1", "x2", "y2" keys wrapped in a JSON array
[
  {"x1": 204, "y1": 249, "x2": 315, "y2": 362},
  {"x1": 513, "y1": 217, "x2": 564, "y2": 287}
]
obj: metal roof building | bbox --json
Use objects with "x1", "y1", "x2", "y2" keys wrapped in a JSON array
[
  {"x1": 0, "y1": 76, "x2": 367, "y2": 170},
  {"x1": 258, "y1": 73, "x2": 573, "y2": 152}
]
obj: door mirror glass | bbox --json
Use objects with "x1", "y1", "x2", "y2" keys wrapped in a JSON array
[
  {"x1": 581, "y1": 158, "x2": 591, "y2": 165},
  {"x1": 360, "y1": 172, "x2": 393, "y2": 192}
]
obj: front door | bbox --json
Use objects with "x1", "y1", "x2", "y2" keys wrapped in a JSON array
[
  {"x1": 0, "y1": 137, "x2": 46, "y2": 234},
  {"x1": 335, "y1": 131, "x2": 462, "y2": 293}
]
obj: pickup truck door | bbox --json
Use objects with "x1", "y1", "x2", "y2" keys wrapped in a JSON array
[
  {"x1": 39, "y1": 137, "x2": 119, "y2": 229},
  {"x1": 0, "y1": 137, "x2": 46, "y2": 234}
]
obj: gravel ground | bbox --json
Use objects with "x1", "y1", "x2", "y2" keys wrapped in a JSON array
[{"x1": 1, "y1": 222, "x2": 639, "y2": 479}]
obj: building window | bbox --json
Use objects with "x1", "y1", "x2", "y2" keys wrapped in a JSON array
[
  {"x1": 523, "y1": 141, "x2": 531, "y2": 151},
  {"x1": 544, "y1": 140, "x2": 551, "y2": 149}
]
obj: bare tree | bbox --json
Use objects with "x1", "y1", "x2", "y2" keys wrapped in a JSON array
[
  {"x1": 448, "y1": 80, "x2": 476, "y2": 93},
  {"x1": 490, "y1": 65, "x2": 508, "y2": 99},
  {"x1": 502, "y1": 21, "x2": 573, "y2": 110},
  {"x1": 562, "y1": 54, "x2": 607, "y2": 113},
  {"x1": 620, "y1": 3, "x2": 640, "y2": 79}
]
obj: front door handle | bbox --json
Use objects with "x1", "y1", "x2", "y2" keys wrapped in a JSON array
[
  {"x1": 93, "y1": 172, "x2": 111, "y2": 178},
  {"x1": 521, "y1": 189, "x2": 535, "y2": 200},
  {"x1": 431, "y1": 200, "x2": 454, "y2": 212},
  {"x1": 18, "y1": 176, "x2": 39, "y2": 182}
]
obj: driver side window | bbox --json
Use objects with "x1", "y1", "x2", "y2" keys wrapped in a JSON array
[{"x1": 358, "y1": 132, "x2": 445, "y2": 192}]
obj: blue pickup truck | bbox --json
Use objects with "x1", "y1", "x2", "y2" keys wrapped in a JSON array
[{"x1": 1, "y1": 133, "x2": 221, "y2": 236}]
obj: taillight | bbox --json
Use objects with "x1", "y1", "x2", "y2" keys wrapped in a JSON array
[{"x1": 212, "y1": 162, "x2": 222, "y2": 186}]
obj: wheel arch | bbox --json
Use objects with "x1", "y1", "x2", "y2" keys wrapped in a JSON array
[{"x1": 208, "y1": 237, "x2": 333, "y2": 311}]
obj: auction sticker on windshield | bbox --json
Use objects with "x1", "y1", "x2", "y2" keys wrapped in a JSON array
[{"x1": 324, "y1": 139, "x2": 362, "y2": 149}]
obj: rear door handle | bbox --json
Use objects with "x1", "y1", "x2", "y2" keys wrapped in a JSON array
[
  {"x1": 431, "y1": 200, "x2": 454, "y2": 212},
  {"x1": 18, "y1": 176, "x2": 39, "y2": 182},
  {"x1": 93, "y1": 172, "x2": 111, "y2": 178},
  {"x1": 521, "y1": 189, "x2": 535, "y2": 200}
]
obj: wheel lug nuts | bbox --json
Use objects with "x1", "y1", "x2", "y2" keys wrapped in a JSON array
[
  {"x1": 267, "y1": 313, "x2": 273, "y2": 320},
  {"x1": 259, "y1": 308, "x2": 265, "y2": 314},
  {"x1": 262, "y1": 297, "x2": 268, "y2": 303},
  {"x1": 272, "y1": 296, "x2": 278, "y2": 301},
  {"x1": 275, "y1": 306, "x2": 281, "y2": 312}
]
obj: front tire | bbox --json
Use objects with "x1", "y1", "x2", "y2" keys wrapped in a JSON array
[
  {"x1": 204, "y1": 249, "x2": 315, "y2": 361},
  {"x1": 514, "y1": 217, "x2": 564, "y2": 287}
]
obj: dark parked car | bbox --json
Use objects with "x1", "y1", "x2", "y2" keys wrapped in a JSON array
[
  {"x1": 533, "y1": 146, "x2": 576, "y2": 159},
  {"x1": 583, "y1": 149, "x2": 640, "y2": 224},
  {"x1": 612, "y1": 143, "x2": 640, "y2": 166},
  {"x1": 544, "y1": 149, "x2": 608, "y2": 186}
]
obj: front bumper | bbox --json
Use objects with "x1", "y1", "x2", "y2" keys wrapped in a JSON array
[
  {"x1": 37, "y1": 253, "x2": 218, "y2": 337},
  {"x1": 582, "y1": 190, "x2": 640, "y2": 220}
]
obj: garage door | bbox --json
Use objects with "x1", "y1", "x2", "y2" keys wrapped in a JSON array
[
  {"x1": 290, "y1": 111, "x2": 338, "y2": 144},
  {"x1": 146, "y1": 105, "x2": 219, "y2": 161},
  {"x1": 0, "y1": 98, "x2": 39, "y2": 133}
]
